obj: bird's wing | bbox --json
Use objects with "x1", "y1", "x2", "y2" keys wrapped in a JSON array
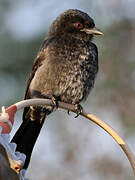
[
  {"x1": 24, "y1": 38, "x2": 50, "y2": 100},
  {"x1": 23, "y1": 40, "x2": 49, "y2": 119},
  {"x1": 11, "y1": 40, "x2": 50, "y2": 169},
  {"x1": 24, "y1": 54, "x2": 43, "y2": 99}
]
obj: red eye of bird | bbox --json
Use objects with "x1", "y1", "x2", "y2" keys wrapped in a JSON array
[{"x1": 74, "y1": 22, "x2": 83, "y2": 29}]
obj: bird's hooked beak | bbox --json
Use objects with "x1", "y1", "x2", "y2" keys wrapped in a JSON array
[{"x1": 81, "y1": 27, "x2": 103, "y2": 35}]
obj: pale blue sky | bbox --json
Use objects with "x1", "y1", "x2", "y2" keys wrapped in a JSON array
[{"x1": 4, "y1": 0, "x2": 135, "y2": 39}]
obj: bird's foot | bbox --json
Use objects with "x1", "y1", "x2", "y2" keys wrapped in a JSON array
[
  {"x1": 74, "y1": 104, "x2": 83, "y2": 118},
  {"x1": 51, "y1": 96, "x2": 58, "y2": 111}
]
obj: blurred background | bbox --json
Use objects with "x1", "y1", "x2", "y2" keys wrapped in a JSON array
[{"x1": 0, "y1": 0, "x2": 135, "y2": 179}]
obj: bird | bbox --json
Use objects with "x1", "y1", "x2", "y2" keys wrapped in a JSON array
[{"x1": 11, "y1": 9, "x2": 103, "y2": 169}]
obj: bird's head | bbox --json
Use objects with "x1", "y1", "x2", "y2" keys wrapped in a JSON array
[{"x1": 49, "y1": 9, "x2": 103, "y2": 41}]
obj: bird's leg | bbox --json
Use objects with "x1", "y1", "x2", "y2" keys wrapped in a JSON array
[
  {"x1": 74, "y1": 103, "x2": 83, "y2": 118},
  {"x1": 67, "y1": 110, "x2": 70, "y2": 115},
  {"x1": 51, "y1": 96, "x2": 59, "y2": 111}
]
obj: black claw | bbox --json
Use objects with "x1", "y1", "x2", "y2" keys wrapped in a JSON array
[
  {"x1": 74, "y1": 114, "x2": 79, "y2": 118},
  {"x1": 67, "y1": 110, "x2": 70, "y2": 115},
  {"x1": 74, "y1": 104, "x2": 83, "y2": 118}
]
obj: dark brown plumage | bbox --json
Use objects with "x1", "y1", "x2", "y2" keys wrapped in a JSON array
[{"x1": 11, "y1": 9, "x2": 103, "y2": 169}]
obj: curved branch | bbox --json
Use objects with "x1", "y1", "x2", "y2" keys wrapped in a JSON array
[{"x1": 13, "y1": 98, "x2": 135, "y2": 176}]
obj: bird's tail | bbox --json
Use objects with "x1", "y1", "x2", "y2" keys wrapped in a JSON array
[{"x1": 11, "y1": 106, "x2": 49, "y2": 169}]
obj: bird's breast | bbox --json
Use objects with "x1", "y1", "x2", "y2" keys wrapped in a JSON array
[
  {"x1": 60, "y1": 44, "x2": 98, "y2": 103},
  {"x1": 29, "y1": 39, "x2": 98, "y2": 104}
]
